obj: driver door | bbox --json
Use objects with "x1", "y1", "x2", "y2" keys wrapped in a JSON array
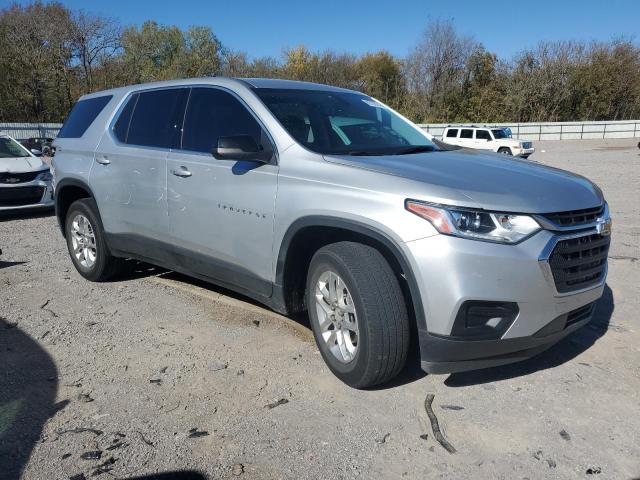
[
  {"x1": 166, "y1": 87, "x2": 279, "y2": 296},
  {"x1": 474, "y1": 129, "x2": 493, "y2": 150}
]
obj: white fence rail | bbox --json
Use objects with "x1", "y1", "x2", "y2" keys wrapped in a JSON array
[
  {"x1": 0, "y1": 123, "x2": 62, "y2": 140},
  {"x1": 2, "y1": 120, "x2": 640, "y2": 142},
  {"x1": 418, "y1": 120, "x2": 640, "y2": 140}
]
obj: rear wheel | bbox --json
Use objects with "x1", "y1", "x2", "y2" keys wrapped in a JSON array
[
  {"x1": 306, "y1": 241, "x2": 410, "y2": 388},
  {"x1": 65, "y1": 198, "x2": 123, "y2": 281},
  {"x1": 498, "y1": 147, "x2": 512, "y2": 155}
]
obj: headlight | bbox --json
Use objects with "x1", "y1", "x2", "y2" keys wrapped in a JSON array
[
  {"x1": 406, "y1": 200, "x2": 541, "y2": 244},
  {"x1": 36, "y1": 170, "x2": 53, "y2": 182}
]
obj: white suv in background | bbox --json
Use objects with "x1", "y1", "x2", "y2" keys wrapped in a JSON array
[{"x1": 442, "y1": 126, "x2": 535, "y2": 158}]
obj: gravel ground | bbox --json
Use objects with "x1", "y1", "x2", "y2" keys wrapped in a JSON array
[{"x1": 1, "y1": 138, "x2": 639, "y2": 480}]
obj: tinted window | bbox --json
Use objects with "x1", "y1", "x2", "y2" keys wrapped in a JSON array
[
  {"x1": 492, "y1": 129, "x2": 508, "y2": 139},
  {"x1": 460, "y1": 129, "x2": 473, "y2": 139},
  {"x1": 476, "y1": 129, "x2": 491, "y2": 140},
  {"x1": 113, "y1": 94, "x2": 138, "y2": 143},
  {"x1": 127, "y1": 89, "x2": 189, "y2": 148},
  {"x1": 182, "y1": 88, "x2": 263, "y2": 154},
  {"x1": 255, "y1": 88, "x2": 435, "y2": 155},
  {"x1": 446, "y1": 129, "x2": 458, "y2": 138},
  {"x1": 58, "y1": 95, "x2": 112, "y2": 138}
]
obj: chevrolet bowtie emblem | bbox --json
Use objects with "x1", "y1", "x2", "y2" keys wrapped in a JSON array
[
  {"x1": 4, "y1": 177, "x2": 20, "y2": 184},
  {"x1": 595, "y1": 217, "x2": 612, "y2": 236}
]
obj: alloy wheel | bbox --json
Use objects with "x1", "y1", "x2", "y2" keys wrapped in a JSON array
[
  {"x1": 70, "y1": 214, "x2": 97, "y2": 269},
  {"x1": 314, "y1": 270, "x2": 359, "y2": 363}
]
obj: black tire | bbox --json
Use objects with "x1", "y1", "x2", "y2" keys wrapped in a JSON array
[
  {"x1": 64, "y1": 198, "x2": 123, "y2": 281},
  {"x1": 306, "y1": 241, "x2": 410, "y2": 388},
  {"x1": 498, "y1": 147, "x2": 512, "y2": 155}
]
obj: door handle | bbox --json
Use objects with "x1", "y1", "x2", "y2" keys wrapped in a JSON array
[
  {"x1": 96, "y1": 156, "x2": 110, "y2": 165},
  {"x1": 171, "y1": 167, "x2": 192, "y2": 178}
]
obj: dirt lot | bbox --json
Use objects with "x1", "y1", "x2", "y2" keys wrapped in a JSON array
[{"x1": 1, "y1": 138, "x2": 639, "y2": 480}]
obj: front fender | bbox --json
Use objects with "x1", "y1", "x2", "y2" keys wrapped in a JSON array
[{"x1": 275, "y1": 215, "x2": 428, "y2": 332}]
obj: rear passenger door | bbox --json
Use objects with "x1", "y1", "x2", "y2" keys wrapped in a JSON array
[
  {"x1": 166, "y1": 87, "x2": 278, "y2": 296},
  {"x1": 458, "y1": 128, "x2": 474, "y2": 147},
  {"x1": 91, "y1": 87, "x2": 188, "y2": 253}
]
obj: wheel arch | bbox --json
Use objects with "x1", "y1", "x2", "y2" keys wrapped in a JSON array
[
  {"x1": 274, "y1": 216, "x2": 427, "y2": 331},
  {"x1": 54, "y1": 178, "x2": 96, "y2": 237}
]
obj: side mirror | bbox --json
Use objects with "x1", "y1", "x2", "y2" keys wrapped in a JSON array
[
  {"x1": 486, "y1": 138, "x2": 492, "y2": 142},
  {"x1": 30, "y1": 148, "x2": 43, "y2": 156},
  {"x1": 212, "y1": 135, "x2": 271, "y2": 162}
]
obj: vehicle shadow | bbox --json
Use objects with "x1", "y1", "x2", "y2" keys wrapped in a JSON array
[
  {"x1": 125, "y1": 472, "x2": 207, "y2": 479},
  {"x1": 0, "y1": 208, "x2": 54, "y2": 222},
  {"x1": 115, "y1": 258, "x2": 168, "y2": 281},
  {"x1": 0, "y1": 260, "x2": 27, "y2": 270},
  {"x1": 110, "y1": 263, "x2": 613, "y2": 391},
  {"x1": 156, "y1": 270, "x2": 312, "y2": 329},
  {"x1": 114, "y1": 261, "x2": 312, "y2": 329},
  {"x1": 444, "y1": 284, "x2": 614, "y2": 388},
  {"x1": 0, "y1": 318, "x2": 61, "y2": 479}
]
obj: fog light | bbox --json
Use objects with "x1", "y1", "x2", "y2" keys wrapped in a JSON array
[{"x1": 451, "y1": 301, "x2": 519, "y2": 339}]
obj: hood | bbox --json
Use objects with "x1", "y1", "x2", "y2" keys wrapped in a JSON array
[
  {"x1": 506, "y1": 138, "x2": 530, "y2": 145},
  {"x1": 325, "y1": 149, "x2": 603, "y2": 213},
  {"x1": 0, "y1": 156, "x2": 47, "y2": 174}
]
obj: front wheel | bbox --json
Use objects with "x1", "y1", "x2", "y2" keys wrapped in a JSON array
[
  {"x1": 498, "y1": 147, "x2": 512, "y2": 155},
  {"x1": 306, "y1": 242, "x2": 410, "y2": 388}
]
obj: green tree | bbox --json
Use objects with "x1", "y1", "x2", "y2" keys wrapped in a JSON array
[{"x1": 354, "y1": 51, "x2": 405, "y2": 109}]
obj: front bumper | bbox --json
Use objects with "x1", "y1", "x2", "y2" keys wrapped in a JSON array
[
  {"x1": 406, "y1": 228, "x2": 607, "y2": 373},
  {"x1": 0, "y1": 180, "x2": 54, "y2": 212},
  {"x1": 515, "y1": 147, "x2": 535, "y2": 157}
]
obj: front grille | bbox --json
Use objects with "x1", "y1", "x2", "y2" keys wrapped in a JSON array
[
  {"x1": 0, "y1": 170, "x2": 42, "y2": 184},
  {"x1": 565, "y1": 302, "x2": 596, "y2": 327},
  {"x1": 549, "y1": 234, "x2": 610, "y2": 293},
  {"x1": 542, "y1": 205, "x2": 604, "y2": 228},
  {"x1": 0, "y1": 186, "x2": 45, "y2": 206},
  {"x1": 522, "y1": 142, "x2": 532, "y2": 149}
]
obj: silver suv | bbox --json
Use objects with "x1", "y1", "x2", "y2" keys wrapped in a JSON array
[{"x1": 53, "y1": 78, "x2": 611, "y2": 388}]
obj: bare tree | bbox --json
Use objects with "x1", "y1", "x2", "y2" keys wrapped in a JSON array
[
  {"x1": 404, "y1": 19, "x2": 478, "y2": 121},
  {"x1": 71, "y1": 10, "x2": 121, "y2": 91}
]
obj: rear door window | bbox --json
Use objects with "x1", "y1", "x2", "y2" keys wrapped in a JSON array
[
  {"x1": 460, "y1": 129, "x2": 473, "y2": 139},
  {"x1": 58, "y1": 95, "x2": 113, "y2": 138},
  {"x1": 475, "y1": 129, "x2": 491, "y2": 140},
  {"x1": 126, "y1": 88, "x2": 189, "y2": 149},
  {"x1": 181, "y1": 87, "x2": 263, "y2": 154},
  {"x1": 446, "y1": 129, "x2": 458, "y2": 138}
]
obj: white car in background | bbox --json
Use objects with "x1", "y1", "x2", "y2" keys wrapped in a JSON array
[
  {"x1": 0, "y1": 133, "x2": 54, "y2": 212},
  {"x1": 441, "y1": 126, "x2": 535, "y2": 158}
]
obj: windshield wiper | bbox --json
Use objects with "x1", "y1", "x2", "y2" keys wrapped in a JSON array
[
  {"x1": 345, "y1": 150, "x2": 386, "y2": 156},
  {"x1": 394, "y1": 145, "x2": 436, "y2": 155}
]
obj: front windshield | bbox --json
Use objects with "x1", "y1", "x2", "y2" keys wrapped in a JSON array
[
  {"x1": 255, "y1": 88, "x2": 436, "y2": 155},
  {"x1": 492, "y1": 129, "x2": 509, "y2": 139},
  {"x1": 0, "y1": 137, "x2": 31, "y2": 158}
]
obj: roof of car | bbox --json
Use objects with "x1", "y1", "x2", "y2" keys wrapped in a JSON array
[
  {"x1": 80, "y1": 77, "x2": 357, "y2": 101},
  {"x1": 238, "y1": 78, "x2": 356, "y2": 92}
]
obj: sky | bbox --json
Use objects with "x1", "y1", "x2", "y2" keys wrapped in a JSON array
[{"x1": 4, "y1": 0, "x2": 640, "y2": 59}]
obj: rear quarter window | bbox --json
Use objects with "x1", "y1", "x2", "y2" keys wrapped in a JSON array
[
  {"x1": 58, "y1": 95, "x2": 113, "y2": 138},
  {"x1": 446, "y1": 129, "x2": 458, "y2": 138}
]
